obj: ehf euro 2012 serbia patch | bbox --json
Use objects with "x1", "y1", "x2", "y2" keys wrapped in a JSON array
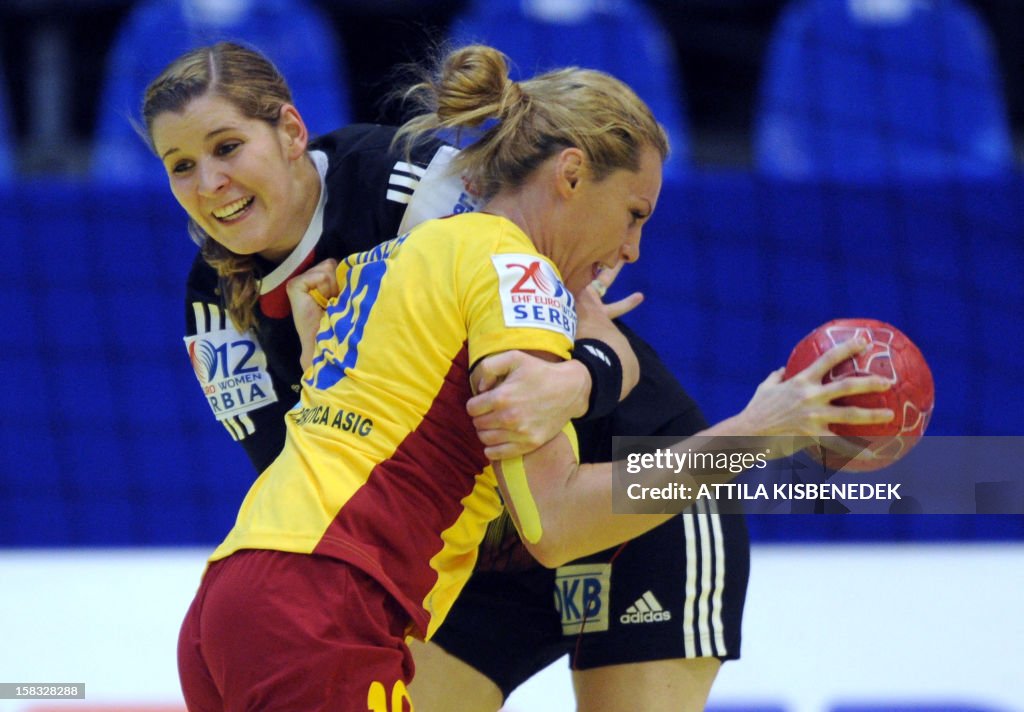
[
  {"x1": 491, "y1": 254, "x2": 577, "y2": 340},
  {"x1": 184, "y1": 325, "x2": 278, "y2": 422}
]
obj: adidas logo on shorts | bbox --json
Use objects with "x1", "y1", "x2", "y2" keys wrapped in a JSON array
[{"x1": 620, "y1": 590, "x2": 672, "y2": 624}]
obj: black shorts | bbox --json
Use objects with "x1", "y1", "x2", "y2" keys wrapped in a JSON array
[{"x1": 430, "y1": 502, "x2": 750, "y2": 699}]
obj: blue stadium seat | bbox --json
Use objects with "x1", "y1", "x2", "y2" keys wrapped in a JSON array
[
  {"x1": 91, "y1": 0, "x2": 350, "y2": 185},
  {"x1": 0, "y1": 61, "x2": 15, "y2": 182},
  {"x1": 755, "y1": 0, "x2": 1014, "y2": 180},
  {"x1": 448, "y1": 0, "x2": 690, "y2": 179}
]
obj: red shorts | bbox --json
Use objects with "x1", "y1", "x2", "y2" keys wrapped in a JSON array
[{"x1": 178, "y1": 549, "x2": 414, "y2": 712}]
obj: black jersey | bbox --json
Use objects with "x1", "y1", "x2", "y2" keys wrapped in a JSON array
[{"x1": 183, "y1": 124, "x2": 481, "y2": 472}]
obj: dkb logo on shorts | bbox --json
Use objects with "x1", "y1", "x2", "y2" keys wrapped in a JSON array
[{"x1": 553, "y1": 563, "x2": 611, "y2": 635}]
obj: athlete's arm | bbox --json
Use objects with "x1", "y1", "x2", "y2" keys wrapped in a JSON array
[
  {"x1": 466, "y1": 270, "x2": 643, "y2": 459},
  {"x1": 482, "y1": 337, "x2": 894, "y2": 567},
  {"x1": 467, "y1": 353, "x2": 589, "y2": 460}
]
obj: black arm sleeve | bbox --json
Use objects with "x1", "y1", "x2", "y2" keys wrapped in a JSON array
[
  {"x1": 572, "y1": 338, "x2": 624, "y2": 422},
  {"x1": 575, "y1": 320, "x2": 708, "y2": 464}
]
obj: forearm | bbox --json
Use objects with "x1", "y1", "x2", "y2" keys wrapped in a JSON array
[
  {"x1": 533, "y1": 461, "x2": 674, "y2": 567},
  {"x1": 499, "y1": 414, "x2": 773, "y2": 567},
  {"x1": 496, "y1": 428, "x2": 674, "y2": 567},
  {"x1": 467, "y1": 349, "x2": 614, "y2": 460},
  {"x1": 500, "y1": 336, "x2": 899, "y2": 567}
]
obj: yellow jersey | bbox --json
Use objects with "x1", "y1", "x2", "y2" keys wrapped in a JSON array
[{"x1": 210, "y1": 212, "x2": 576, "y2": 638}]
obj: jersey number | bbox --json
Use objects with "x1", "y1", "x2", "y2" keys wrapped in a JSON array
[
  {"x1": 309, "y1": 261, "x2": 388, "y2": 391},
  {"x1": 367, "y1": 680, "x2": 413, "y2": 712}
]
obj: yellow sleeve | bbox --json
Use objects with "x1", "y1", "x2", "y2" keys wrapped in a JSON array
[{"x1": 457, "y1": 217, "x2": 576, "y2": 367}]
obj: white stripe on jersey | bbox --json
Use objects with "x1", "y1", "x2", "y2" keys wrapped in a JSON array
[
  {"x1": 386, "y1": 188, "x2": 414, "y2": 205},
  {"x1": 680, "y1": 499, "x2": 728, "y2": 658},
  {"x1": 682, "y1": 507, "x2": 698, "y2": 657},
  {"x1": 192, "y1": 302, "x2": 208, "y2": 332},
  {"x1": 695, "y1": 499, "x2": 714, "y2": 656},
  {"x1": 192, "y1": 302, "x2": 228, "y2": 334},
  {"x1": 708, "y1": 499, "x2": 728, "y2": 655},
  {"x1": 211, "y1": 303, "x2": 226, "y2": 331},
  {"x1": 393, "y1": 161, "x2": 426, "y2": 178},
  {"x1": 386, "y1": 160, "x2": 424, "y2": 206},
  {"x1": 221, "y1": 414, "x2": 256, "y2": 441},
  {"x1": 237, "y1": 413, "x2": 255, "y2": 437},
  {"x1": 388, "y1": 173, "x2": 420, "y2": 191},
  {"x1": 222, "y1": 417, "x2": 243, "y2": 441}
]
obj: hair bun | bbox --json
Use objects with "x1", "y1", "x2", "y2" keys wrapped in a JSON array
[{"x1": 436, "y1": 45, "x2": 511, "y2": 124}]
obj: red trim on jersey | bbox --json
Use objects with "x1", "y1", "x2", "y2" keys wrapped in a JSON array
[
  {"x1": 312, "y1": 343, "x2": 491, "y2": 636},
  {"x1": 258, "y1": 251, "x2": 318, "y2": 318}
]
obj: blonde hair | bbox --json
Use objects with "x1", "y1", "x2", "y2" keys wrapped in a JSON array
[
  {"x1": 142, "y1": 42, "x2": 293, "y2": 332},
  {"x1": 395, "y1": 45, "x2": 669, "y2": 200}
]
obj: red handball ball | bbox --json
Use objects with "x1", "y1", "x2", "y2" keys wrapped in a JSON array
[{"x1": 783, "y1": 318, "x2": 935, "y2": 471}]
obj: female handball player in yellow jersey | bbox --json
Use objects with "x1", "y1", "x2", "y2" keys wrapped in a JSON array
[{"x1": 145, "y1": 42, "x2": 892, "y2": 712}]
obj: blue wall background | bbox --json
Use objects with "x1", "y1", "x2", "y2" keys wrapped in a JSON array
[{"x1": 2, "y1": 172, "x2": 1022, "y2": 546}]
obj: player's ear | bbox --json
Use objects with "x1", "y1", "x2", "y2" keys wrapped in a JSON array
[
  {"x1": 278, "y1": 104, "x2": 309, "y2": 160},
  {"x1": 554, "y1": 148, "x2": 584, "y2": 197}
]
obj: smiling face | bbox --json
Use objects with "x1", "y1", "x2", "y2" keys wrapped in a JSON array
[
  {"x1": 550, "y1": 145, "x2": 663, "y2": 292},
  {"x1": 150, "y1": 93, "x2": 316, "y2": 262}
]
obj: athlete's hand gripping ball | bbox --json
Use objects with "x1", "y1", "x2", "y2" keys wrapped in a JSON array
[{"x1": 784, "y1": 318, "x2": 935, "y2": 471}]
